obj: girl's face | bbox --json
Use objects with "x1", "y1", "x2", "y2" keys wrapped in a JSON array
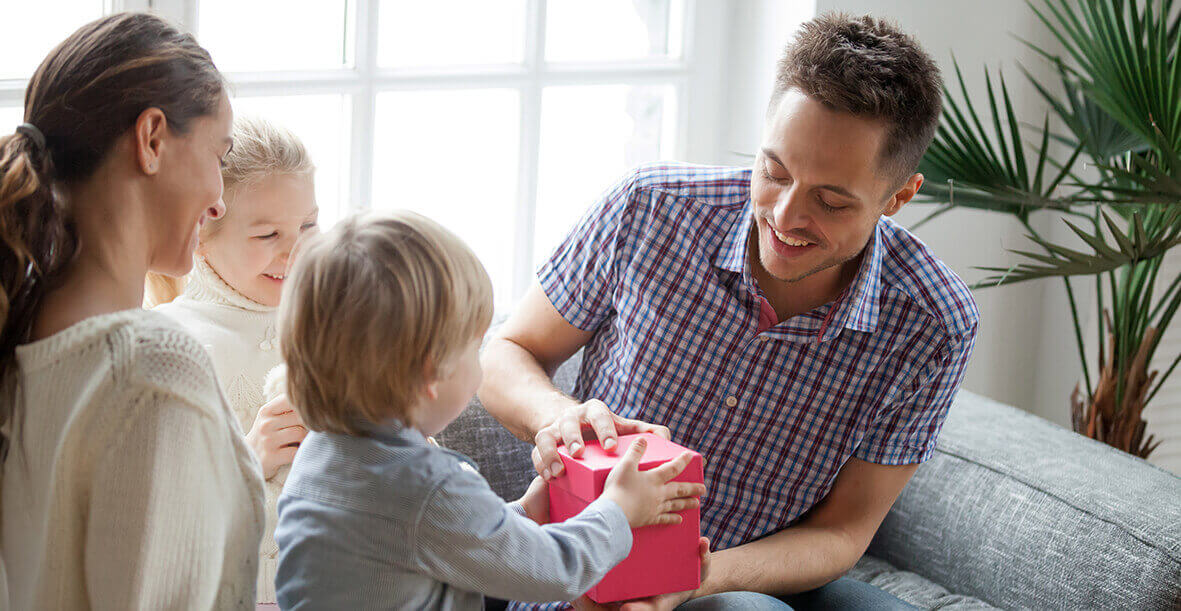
[{"x1": 199, "y1": 173, "x2": 319, "y2": 306}]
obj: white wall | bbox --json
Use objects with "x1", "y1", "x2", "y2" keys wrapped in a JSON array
[{"x1": 689, "y1": 0, "x2": 1090, "y2": 427}]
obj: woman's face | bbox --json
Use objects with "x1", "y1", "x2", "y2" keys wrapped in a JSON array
[
  {"x1": 148, "y1": 93, "x2": 234, "y2": 277},
  {"x1": 199, "y1": 173, "x2": 319, "y2": 306}
]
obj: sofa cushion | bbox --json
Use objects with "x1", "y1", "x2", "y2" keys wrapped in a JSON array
[
  {"x1": 847, "y1": 555, "x2": 997, "y2": 610},
  {"x1": 868, "y1": 391, "x2": 1181, "y2": 610}
]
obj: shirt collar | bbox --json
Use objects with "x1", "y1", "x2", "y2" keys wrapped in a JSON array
[
  {"x1": 713, "y1": 205, "x2": 753, "y2": 274},
  {"x1": 819, "y1": 219, "x2": 883, "y2": 340},
  {"x1": 714, "y1": 205, "x2": 884, "y2": 340}
]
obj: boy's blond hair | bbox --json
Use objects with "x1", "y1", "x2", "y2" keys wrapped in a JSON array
[
  {"x1": 144, "y1": 115, "x2": 314, "y2": 307},
  {"x1": 279, "y1": 211, "x2": 493, "y2": 435}
]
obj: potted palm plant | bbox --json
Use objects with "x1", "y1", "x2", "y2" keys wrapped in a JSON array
[{"x1": 916, "y1": 0, "x2": 1180, "y2": 458}]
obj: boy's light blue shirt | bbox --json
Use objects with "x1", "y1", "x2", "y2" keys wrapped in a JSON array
[{"x1": 274, "y1": 422, "x2": 632, "y2": 610}]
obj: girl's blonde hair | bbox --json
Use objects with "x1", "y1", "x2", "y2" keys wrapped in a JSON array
[
  {"x1": 279, "y1": 211, "x2": 494, "y2": 435},
  {"x1": 143, "y1": 115, "x2": 314, "y2": 307}
]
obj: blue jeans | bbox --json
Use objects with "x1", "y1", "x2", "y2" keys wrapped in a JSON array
[{"x1": 676, "y1": 578, "x2": 916, "y2": 611}]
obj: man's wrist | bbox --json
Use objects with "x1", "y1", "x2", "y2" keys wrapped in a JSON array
[{"x1": 528, "y1": 394, "x2": 580, "y2": 439}]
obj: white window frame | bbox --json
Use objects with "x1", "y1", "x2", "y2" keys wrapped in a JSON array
[{"x1": 1, "y1": 0, "x2": 729, "y2": 303}]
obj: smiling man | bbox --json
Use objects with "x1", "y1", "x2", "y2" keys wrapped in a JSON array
[{"x1": 481, "y1": 13, "x2": 978, "y2": 611}]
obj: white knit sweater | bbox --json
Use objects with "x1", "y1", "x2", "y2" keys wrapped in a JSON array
[
  {"x1": 154, "y1": 257, "x2": 287, "y2": 603},
  {"x1": 0, "y1": 309, "x2": 264, "y2": 609}
]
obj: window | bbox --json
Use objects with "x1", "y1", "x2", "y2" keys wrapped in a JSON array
[{"x1": 1, "y1": 0, "x2": 708, "y2": 312}]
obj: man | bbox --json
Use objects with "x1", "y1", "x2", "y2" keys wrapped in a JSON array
[{"x1": 480, "y1": 13, "x2": 978, "y2": 610}]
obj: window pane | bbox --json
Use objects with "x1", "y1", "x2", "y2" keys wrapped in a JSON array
[
  {"x1": 377, "y1": 0, "x2": 525, "y2": 68},
  {"x1": 546, "y1": 0, "x2": 684, "y2": 62},
  {"x1": 0, "y1": 107, "x2": 24, "y2": 134},
  {"x1": 0, "y1": 1, "x2": 104, "y2": 80},
  {"x1": 372, "y1": 89, "x2": 519, "y2": 312},
  {"x1": 229, "y1": 95, "x2": 351, "y2": 228},
  {"x1": 199, "y1": 0, "x2": 352, "y2": 72},
  {"x1": 535, "y1": 84, "x2": 676, "y2": 264}
]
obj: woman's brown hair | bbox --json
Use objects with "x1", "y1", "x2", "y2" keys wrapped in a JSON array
[{"x1": 0, "y1": 12, "x2": 225, "y2": 447}]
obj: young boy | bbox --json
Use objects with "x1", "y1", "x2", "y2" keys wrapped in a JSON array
[{"x1": 273, "y1": 212, "x2": 706, "y2": 609}]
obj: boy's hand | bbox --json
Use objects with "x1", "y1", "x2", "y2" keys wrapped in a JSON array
[
  {"x1": 600, "y1": 438, "x2": 706, "y2": 528},
  {"x1": 246, "y1": 394, "x2": 307, "y2": 480},
  {"x1": 517, "y1": 476, "x2": 550, "y2": 524}
]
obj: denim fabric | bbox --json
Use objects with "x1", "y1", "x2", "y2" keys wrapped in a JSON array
[{"x1": 678, "y1": 578, "x2": 916, "y2": 611}]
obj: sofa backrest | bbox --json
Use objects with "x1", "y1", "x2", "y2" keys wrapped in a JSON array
[{"x1": 869, "y1": 391, "x2": 1181, "y2": 610}]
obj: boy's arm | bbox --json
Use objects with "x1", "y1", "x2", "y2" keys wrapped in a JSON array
[{"x1": 414, "y1": 466, "x2": 632, "y2": 603}]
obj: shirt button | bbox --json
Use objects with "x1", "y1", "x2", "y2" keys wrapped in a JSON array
[{"x1": 725, "y1": 396, "x2": 738, "y2": 407}]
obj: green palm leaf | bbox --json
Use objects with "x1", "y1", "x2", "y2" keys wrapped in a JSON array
[{"x1": 975, "y1": 207, "x2": 1181, "y2": 286}]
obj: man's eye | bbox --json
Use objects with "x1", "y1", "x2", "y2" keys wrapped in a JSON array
[
  {"x1": 818, "y1": 198, "x2": 844, "y2": 213},
  {"x1": 300, "y1": 223, "x2": 318, "y2": 232},
  {"x1": 255, "y1": 232, "x2": 279, "y2": 240}
]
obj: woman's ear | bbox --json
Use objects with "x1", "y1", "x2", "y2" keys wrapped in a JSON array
[{"x1": 134, "y1": 107, "x2": 168, "y2": 176}]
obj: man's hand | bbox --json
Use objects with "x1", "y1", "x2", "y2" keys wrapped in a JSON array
[
  {"x1": 572, "y1": 537, "x2": 711, "y2": 611},
  {"x1": 532, "y1": 399, "x2": 671, "y2": 479}
]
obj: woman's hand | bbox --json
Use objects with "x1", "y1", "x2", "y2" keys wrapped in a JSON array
[{"x1": 245, "y1": 394, "x2": 307, "y2": 480}]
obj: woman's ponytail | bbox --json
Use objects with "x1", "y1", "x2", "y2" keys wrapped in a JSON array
[{"x1": 0, "y1": 124, "x2": 75, "y2": 383}]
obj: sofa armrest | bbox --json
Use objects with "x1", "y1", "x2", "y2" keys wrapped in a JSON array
[{"x1": 868, "y1": 391, "x2": 1181, "y2": 610}]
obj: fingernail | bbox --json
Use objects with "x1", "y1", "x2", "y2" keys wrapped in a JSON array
[
  {"x1": 550, "y1": 461, "x2": 563, "y2": 475},
  {"x1": 603, "y1": 438, "x2": 616, "y2": 450},
  {"x1": 569, "y1": 441, "x2": 581, "y2": 454},
  {"x1": 542, "y1": 468, "x2": 551, "y2": 479}
]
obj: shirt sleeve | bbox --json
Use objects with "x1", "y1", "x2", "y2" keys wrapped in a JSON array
[
  {"x1": 413, "y1": 466, "x2": 632, "y2": 603},
  {"x1": 854, "y1": 324, "x2": 978, "y2": 465},
  {"x1": 537, "y1": 171, "x2": 641, "y2": 332},
  {"x1": 85, "y1": 388, "x2": 259, "y2": 610}
]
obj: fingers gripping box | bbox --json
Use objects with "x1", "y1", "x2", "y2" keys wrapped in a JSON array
[{"x1": 547, "y1": 433, "x2": 704, "y2": 603}]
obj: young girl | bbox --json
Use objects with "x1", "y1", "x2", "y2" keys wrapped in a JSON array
[{"x1": 152, "y1": 115, "x2": 318, "y2": 605}]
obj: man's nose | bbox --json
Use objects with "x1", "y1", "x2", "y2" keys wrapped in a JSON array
[{"x1": 773, "y1": 186, "x2": 810, "y2": 229}]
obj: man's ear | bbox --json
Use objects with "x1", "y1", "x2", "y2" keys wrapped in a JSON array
[
  {"x1": 883, "y1": 172, "x2": 924, "y2": 217},
  {"x1": 134, "y1": 107, "x2": 168, "y2": 176}
]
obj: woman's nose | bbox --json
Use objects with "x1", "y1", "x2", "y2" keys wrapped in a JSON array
[{"x1": 208, "y1": 197, "x2": 226, "y2": 220}]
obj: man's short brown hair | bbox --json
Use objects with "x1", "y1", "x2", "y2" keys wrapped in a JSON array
[
  {"x1": 279, "y1": 211, "x2": 493, "y2": 435},
  {"x1": 772, "y1": 12, "x2": 943, "y2": 183}
]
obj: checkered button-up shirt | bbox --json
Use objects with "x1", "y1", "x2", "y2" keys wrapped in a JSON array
[{"x1": 513, "y1": 163, "x2": 977, "y2": 609}]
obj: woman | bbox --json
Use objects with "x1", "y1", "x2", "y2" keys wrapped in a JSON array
[{"x1": 0, "y1": 12, "x2": 263, "y2": 609}]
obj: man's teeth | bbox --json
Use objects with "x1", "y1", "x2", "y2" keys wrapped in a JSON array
[
  {"x1": 263, "y1": 273, "x2": 285, "y2": 280},
  {"x1": 773, "y1": 228, "x2": 813, "y2": 247}
]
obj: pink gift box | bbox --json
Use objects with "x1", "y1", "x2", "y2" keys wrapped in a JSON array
[{"x1": 548, "y1": 432, "x2": 704, "y2": 603}]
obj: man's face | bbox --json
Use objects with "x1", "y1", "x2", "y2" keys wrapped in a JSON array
[{"x1": 751, "y1": 89, "x2": 917, "y2": 290}]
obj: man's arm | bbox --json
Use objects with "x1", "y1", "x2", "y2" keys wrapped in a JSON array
[
  {"x1": 479, "y1": 282, "x2": 670, "y2": 479},
  {"x1": 697, "y1": 457, "x2": 917, "y2": 597},
  {"x1": 479, "y1": 282, "x2": 592, "y2": 442}
]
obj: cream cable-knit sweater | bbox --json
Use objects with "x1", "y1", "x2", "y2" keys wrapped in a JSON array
[
  {"x1": 0, "y1": 309, "x2": 264, "y2": 609},
  {"x1": 154, "y1": 257, "x2": 287, "y2": 603}
]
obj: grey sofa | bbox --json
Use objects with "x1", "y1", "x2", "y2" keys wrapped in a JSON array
[{"x1": 438, "y1": 352, "x2": 1181, "y2": 610}]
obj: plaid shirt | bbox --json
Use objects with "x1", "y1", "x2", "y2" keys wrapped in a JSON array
[{"x1": 513, "y1": 163, "x2": 977, "y2": 609}]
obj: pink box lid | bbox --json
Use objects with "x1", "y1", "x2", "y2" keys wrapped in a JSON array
[{"x1": 552, "y1": 432, "x2": 701, "y2": 501}]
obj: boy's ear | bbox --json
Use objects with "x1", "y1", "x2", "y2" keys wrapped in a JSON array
[
  {"x1": 421, "y1": 359, "x2": 440, "y2": 401},
  {"x1": 422, "y1": 379, "x2": 440, "y2": 402}
]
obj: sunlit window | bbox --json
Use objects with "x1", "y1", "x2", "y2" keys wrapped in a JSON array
[{"x1": 0, "y1": 0, "x2": 694, "y2": 309}]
